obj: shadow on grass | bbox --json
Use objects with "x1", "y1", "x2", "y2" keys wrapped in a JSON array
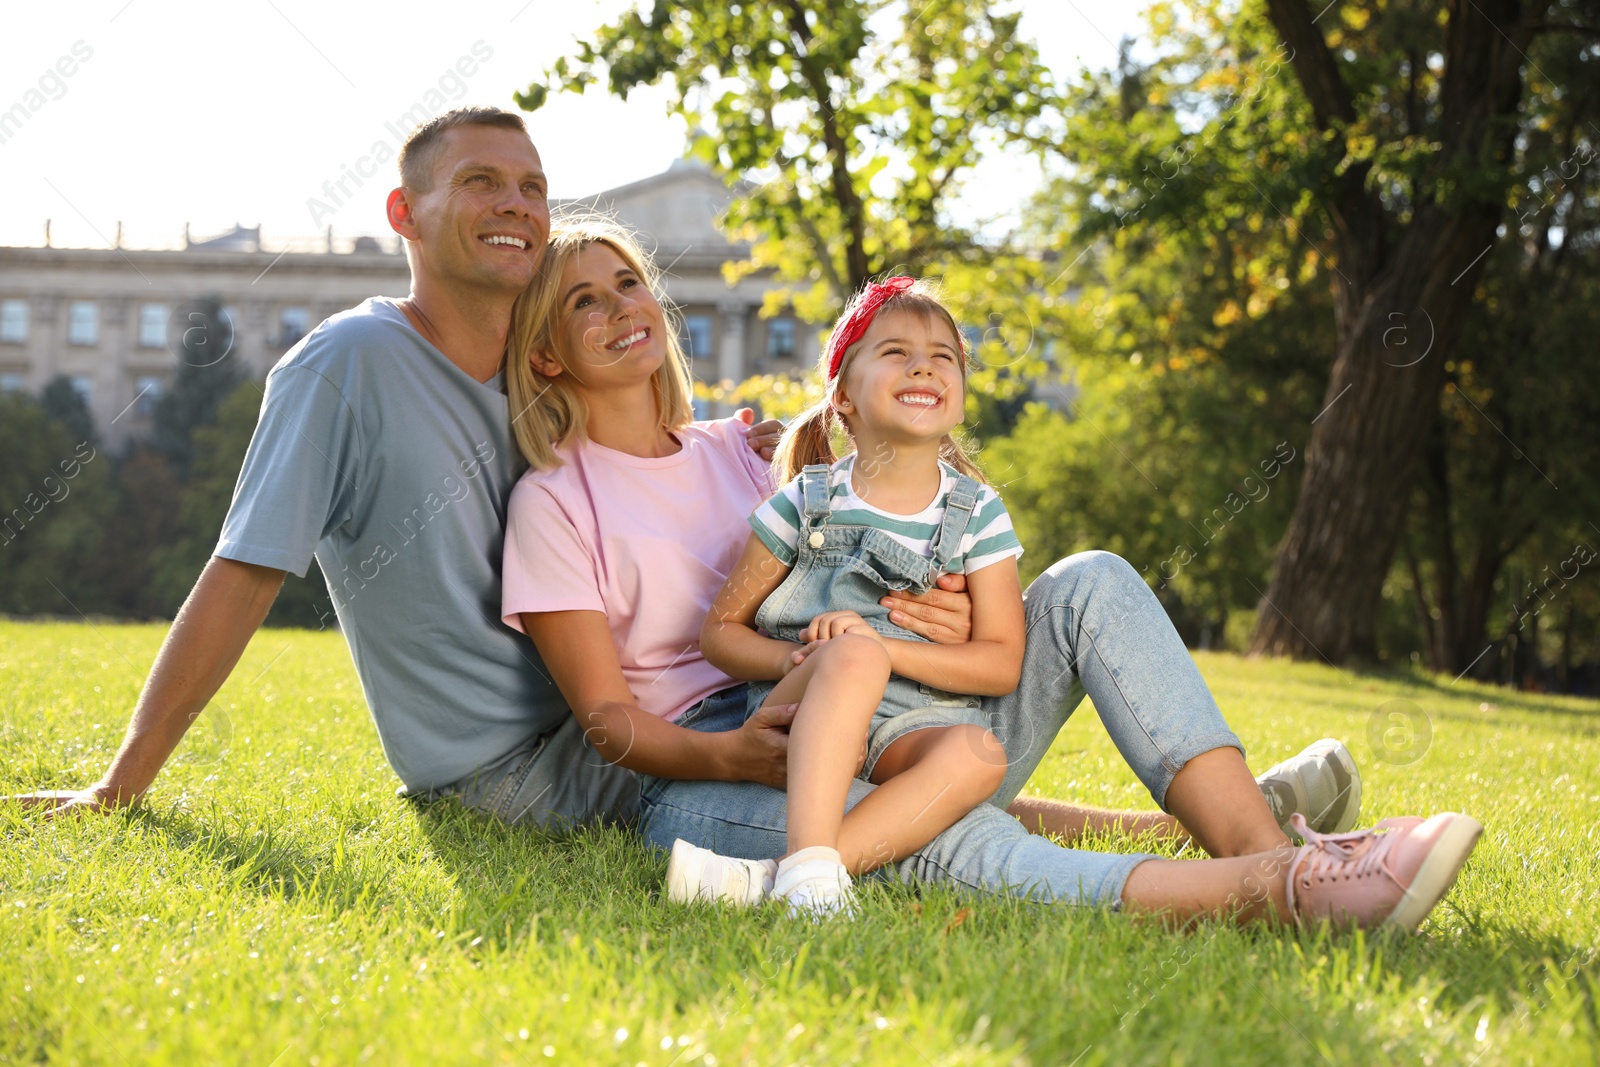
[
  {"x1": 127, "y1": 804, "x2": 410, "y2": 912},
  {"x1": 408, "y1": 797, "x2": 671, "y2": 945}
]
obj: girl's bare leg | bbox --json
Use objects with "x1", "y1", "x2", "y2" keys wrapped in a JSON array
[
  {"x1": 759, "y1": 634, "x2": 890, "y2": 855},
  {"x1": 834, "y1": 724, "x2": 1006, "y2": 875}
]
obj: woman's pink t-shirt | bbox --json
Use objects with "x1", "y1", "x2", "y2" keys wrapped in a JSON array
[{"x1": 501, "y1": 418, "x2": 774, "y2": 721}]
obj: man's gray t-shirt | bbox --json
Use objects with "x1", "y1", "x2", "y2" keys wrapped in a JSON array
[{"x1": 216, "y1": 297, "x2": 565, "y2": 790}]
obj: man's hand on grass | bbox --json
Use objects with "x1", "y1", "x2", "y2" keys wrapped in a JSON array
[
  {"x1": 734, "y1": 407, "x2": 783, "y2": 462},
  {"x1": 4, "y1": 784, "x2": 129, "y2": 817},
  {"x1": 880, "y1": 572, "x2": 974, "y2": 644}
]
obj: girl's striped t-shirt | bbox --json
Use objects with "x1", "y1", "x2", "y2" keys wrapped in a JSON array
[{"x1": 750, "y1": 454, "x2": 1023, "y2": 575}]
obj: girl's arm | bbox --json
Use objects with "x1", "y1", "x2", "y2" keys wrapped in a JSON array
[
  {"x1": 701, "y1": 532, "x2": 804, "y2": 681},
  {"x1": 811, "y1": 558, "x2": 1025, "y2": 697},
  {"x1": 520, "y1": 609, "x2": 793, "y2": 786}
]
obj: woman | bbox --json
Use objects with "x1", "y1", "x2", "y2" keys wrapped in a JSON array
[{"x1": 497, "y1": 214, "x2": 1482, "y2": 928}]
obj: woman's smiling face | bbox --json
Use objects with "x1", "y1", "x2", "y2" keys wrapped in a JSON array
[{"x1": 545, "y1": 241, "x2": 667, "y2": 386}]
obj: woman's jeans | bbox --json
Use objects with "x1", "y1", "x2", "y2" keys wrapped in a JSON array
[{"x1": 639, "y1": 550, "x2": 1243, "y2": 907}]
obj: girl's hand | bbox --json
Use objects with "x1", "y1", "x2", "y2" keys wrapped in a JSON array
[
  {"x1": 781, "y1": 643, "x2": 815, "y2": 676},
  {"x1": 801, "y1": 610, "x2": 878, "y2": 643}
]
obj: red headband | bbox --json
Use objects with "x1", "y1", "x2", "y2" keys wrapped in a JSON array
[{"x1": 825, "y1": 275, "x2": 919, "y2": 381}]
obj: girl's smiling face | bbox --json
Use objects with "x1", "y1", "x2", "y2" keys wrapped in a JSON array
[
  {"x1": 834, "y1": 307, "x2": 966, "y2": 443},
  {"x1": 538, "y1": 240, "x2": 667, "y2": 386}
]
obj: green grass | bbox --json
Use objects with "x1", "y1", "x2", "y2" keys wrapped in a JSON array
[{"x1": 2, "y1": 619, "x2": 1598, "y2": 1066}]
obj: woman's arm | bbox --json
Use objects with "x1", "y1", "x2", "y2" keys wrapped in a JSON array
[
  {"x1": 700, "y1": 532, "x2": 805, "y2": 681},
  {"x1": 811, "y1": 559, "x2": 1025, "y2": 696},
  {"x1": 520, "y1": 609, "x2": 793, "y2": 786}
]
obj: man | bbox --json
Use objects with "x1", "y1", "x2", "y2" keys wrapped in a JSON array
[
  {"x1": 13, "y1": 107, "x2": 1354, "y2": 861},
  {"x1": 12, "y1": 106, "x2": 794, "y2": 822}
]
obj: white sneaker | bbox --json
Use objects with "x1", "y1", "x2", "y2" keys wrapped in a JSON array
[
  {"x1": 1257, "y1": 738, "x2": 1362, "y2": 836},
  {"x1": 665, "y1": 839, "x2": 777, "y2": 906},
  {"x1": 774, "y1": 847, "x2": 858, "y2": 919}
]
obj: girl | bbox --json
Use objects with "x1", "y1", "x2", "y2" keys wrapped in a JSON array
[
  {"x1": 500, "y1": 216, "x2": 1483, "y2": 933},
  {"x1": 696, "y1": 275, "x2": 1027, "y2": 916}
]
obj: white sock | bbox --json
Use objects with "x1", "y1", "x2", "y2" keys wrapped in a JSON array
[{"x1": 775, "y1": 846, "x2": 848, "y2": 895}]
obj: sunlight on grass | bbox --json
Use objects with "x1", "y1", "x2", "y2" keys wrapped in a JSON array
[{"x1": 3, "y1": 622, "x2": 1597, "y2": 1065}]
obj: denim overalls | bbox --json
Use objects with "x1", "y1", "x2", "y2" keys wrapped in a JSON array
[{"x1": 747, "y1": 463, "x2": 996, "y2": 777}]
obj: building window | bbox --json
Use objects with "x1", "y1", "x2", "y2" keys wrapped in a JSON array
[
  {"x1": 68, "y1": 301, "x2": 99, "y2": 346},
  {"x1": 0, "y1": 300, "x2": 26, "y2": 343},
  {"x1": 0, "y1": 373, "x2": 25, "y2": 393},
  {"x1": 279, "y1": 307, "x2": 310, "y2": 347},
  {"x1": 683, "y1": 314, "x2": 714, "y2": 361},
  {"x1": 69, "y1": 375, "x2": 93, "y2": 408},
  {"x1": 766, "y1": 318, "x2": 796, "y2": 360},
  {"x1": 133, "y1": 376, "x2": 164, "y2": 419},
  {"x1": 138, "y1": 303, "x2": 168, "y2": 349}
]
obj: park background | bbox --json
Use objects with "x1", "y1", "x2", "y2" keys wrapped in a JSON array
[
  {"x1": 3, "y1": 0, "x2": 1598, "y2": 687},
  {"x1": 3, "y1": 2, "x2": 1600, "y2": 1064}
]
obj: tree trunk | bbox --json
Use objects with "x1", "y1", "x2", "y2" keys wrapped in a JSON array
[
  {"x1": 1248, "y1": 283, "x2": 1450, "y2": 661},
  {"x1": 1250, "y1": 0, "x2": 1528, "y2": 663}
]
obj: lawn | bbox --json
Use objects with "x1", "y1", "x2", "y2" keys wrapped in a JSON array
[{"x1": 2, "y1": 619, "x2": 1597, "y2": 1065}]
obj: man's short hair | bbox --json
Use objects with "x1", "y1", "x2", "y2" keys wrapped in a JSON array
[{"x1": 398, "y1": 106, "x2": 529, "y2": 193}]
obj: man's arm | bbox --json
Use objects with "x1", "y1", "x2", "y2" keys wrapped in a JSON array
[
  {"x1": 7, "y1": 556, "x2": 285, "y2": 814},
  {"x1": 733, "y1": 408, "x2": 783, "y2": 462}
]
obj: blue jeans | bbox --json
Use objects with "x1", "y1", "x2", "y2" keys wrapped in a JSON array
[{"x1": 639, "y1": 551, "x2": 1244, "y2": 907}]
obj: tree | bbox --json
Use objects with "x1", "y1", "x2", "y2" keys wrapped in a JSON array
[
  {"x1": 1243, "y1": 0, "x2": 1600, "y2": 662},
  {"x1": 39, "y1": 375, "x2": 95, "y2": 449},
  {"x1": 1040, "y1": 0, "x2": 1600, "y2": 664},
  {"x1": 148, "y1": 381, "x2": 332, "y2": 628},
  {"x1": 149, "y1": 297, "x2": 243, "y2": 478},
  {"x1": 517, "y1": 0, "x2": 1057, "y2": 315},
  {"x1": 0, "y1": 393, "x2": 114, "y2": 615},
  {"x1": 1398, "y1": 197, "x2": 1600, "y2": 676}
]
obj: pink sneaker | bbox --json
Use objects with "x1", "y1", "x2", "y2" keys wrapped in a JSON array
[{"x1": 1284, "y1": 812, "x2": 1483, "y2": 931}]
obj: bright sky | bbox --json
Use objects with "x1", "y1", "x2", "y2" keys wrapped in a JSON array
[{"x1": 0, "y1": 0, "x2": 1150, "y2": 250}]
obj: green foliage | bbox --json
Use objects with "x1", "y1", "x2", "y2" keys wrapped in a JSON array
[
  {"x1": 522, "y1": 0, "x2": 1057, "y2": 313},
  {"x1": 148, "y1": 381, "x2": 332, "y2": 629},
  {"x1": 38, "y1": 374, "x2": 96, "y2": 448},
  {"x1": 0, "y1": 376, "x2": 328, "y2": 628},
  {"x1": 149, "y1": 298, "x2": 244, "y2": 478},
  {"x1": 4, "y1": 621, "x2": 1598, "y2": 1064},
  {"x1": 0, "y1": 395, "x2": 113, "y2": 615}
]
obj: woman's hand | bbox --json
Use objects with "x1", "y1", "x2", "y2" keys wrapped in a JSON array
[
  {"x1": 879, "y1": 572, "x2": 974, "y2": 644},
  {"x1": 729, "y1": 701, "x2": 797, "y2": 788}
]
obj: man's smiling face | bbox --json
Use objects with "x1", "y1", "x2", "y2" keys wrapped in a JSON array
[{"x1": 406, "y1": 124, "x2": 550, "y2": 296}]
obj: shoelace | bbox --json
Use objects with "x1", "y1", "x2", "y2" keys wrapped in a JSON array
[{"x1": 1284, "y1": 813, "x2": 1407, "y2": 917}]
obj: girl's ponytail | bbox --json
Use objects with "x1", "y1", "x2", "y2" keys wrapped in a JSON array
[{"x1": 771, "y1": 400, "x2": 838, "y2": 484}]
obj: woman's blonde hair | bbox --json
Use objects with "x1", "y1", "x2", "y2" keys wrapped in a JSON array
[
  {"x1": 771, "y1": 278, "x2": 986, "y2": 484},
  {"x1": 505, "y1": 214, "x2": 696, "y2": 470}
]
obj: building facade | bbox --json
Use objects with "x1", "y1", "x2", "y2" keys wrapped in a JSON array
[{"x1": 0, "y1": 160, "x2": 816, "y2": 448}]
